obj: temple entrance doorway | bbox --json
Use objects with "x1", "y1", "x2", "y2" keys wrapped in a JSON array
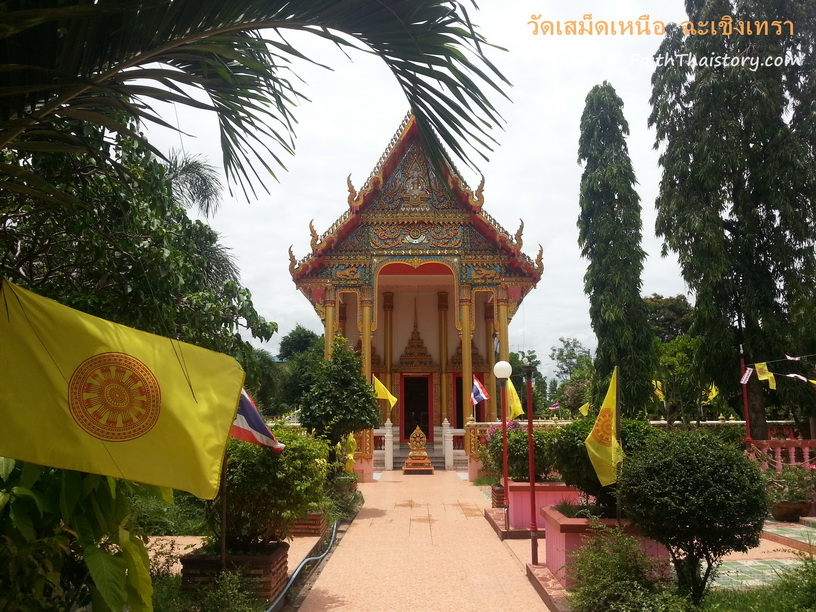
[{"x1": 402, "y1": 375, "x2": 431, "y2": 442}]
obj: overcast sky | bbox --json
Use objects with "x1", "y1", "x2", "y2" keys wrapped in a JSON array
[{"x1": 147, "y1": 0, "x2": 692, "y2": 380}]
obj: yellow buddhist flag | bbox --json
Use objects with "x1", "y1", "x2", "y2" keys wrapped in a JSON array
[
  {"x1": 0, "y1": 280, "x2": 244, "y2": 499},
  {"x1": 578, "y1": 402, "x2": 590, "y2": 417},
  {"x1": 707, "y1": 384, "x2": 719, "y2": 400},
  {"x1": 652, "y1": 380, "x2": 665, "y2": 401},
  {"x1": 372, "y1": 375, "x2": 397, "y2": 409},
  {"x1": 584, "y1": 367, "x2": 623, "y2": 487},
  {"x1": 755, "y1": 362, "x2": 777, "y2": 390},
  {"x1": 507, "y1": 378, "x2": 524, "y2": 420}
]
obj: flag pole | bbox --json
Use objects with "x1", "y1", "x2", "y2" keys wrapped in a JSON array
[
  {"x1": 614, "y1": 366, "x2": 621, "y2": 526},
  {"x1": 220, "y1": 453, "x2": 227, "y2": 571}
]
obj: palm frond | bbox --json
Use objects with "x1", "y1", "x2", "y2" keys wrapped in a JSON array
[{"x1": 0, "y1": 0, "x2": 508, "y2": 206}]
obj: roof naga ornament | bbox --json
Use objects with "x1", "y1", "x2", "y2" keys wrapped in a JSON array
[
  {"x1": 514, "y1": 219, "x2": 524, "y2": 251},
  {"x1": 347, "y1": 174, "x2": 363, "y2": 209},
  {"x1": 288, "y1": 246, "x2": 297, "y2": 276},
  {"x1": 309, "y1": 220, "x2": 319, "y2": 251},
  {"x1": 535, "y1": 244, "x2": 544, "y2": 274},
  {"x1": 469, "y1": 174, "x2": 485, "y2": 209}
]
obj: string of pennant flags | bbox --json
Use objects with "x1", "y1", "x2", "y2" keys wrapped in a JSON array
[{"x1": 741, "y1": 353, "x2": 816, "y2": 390}]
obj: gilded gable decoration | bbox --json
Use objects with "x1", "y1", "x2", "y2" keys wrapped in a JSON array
[
  {"x1": 396, "y1": 322, "x2": 438, "y2": 372},
  {"x1": 450, "y1": 338, "x2": 487, "y2": 370}
]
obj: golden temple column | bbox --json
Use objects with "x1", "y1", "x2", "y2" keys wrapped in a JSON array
[
  {"x1": 361, "y1": 287, "x2": 373, "y2": 383},
  {"x1": 497, "y1": 285, "x2": 510, "y2": 364},
  {"x1": 460, "y1": 286, "x2": 473, "y2": 422},
  {"x1": 438, "y1": 291, "x2": 449, "y2": 422},
  {"x1": 338, "y1": 300, "x2": 347, "y2": 339},
  {"x1": 484, "y1": 301, "x2": 497, "y2": 420},
  {"x1": 323, "y1": 287, "x2": 336, "y2": 359},
  {"x1": 383, "y1": 292, "x2": 394, "y2": 389}
]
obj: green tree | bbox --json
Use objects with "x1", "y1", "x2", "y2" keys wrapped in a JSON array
[
  {"x1": 618, "y1": 432, "x2": 767, "y2": 605},
  {"x1": 547, "y1": 378, "x2": 558, "y2": 402},
  {"x1": 243, "y1": 347, "x2": 282, "y2": 415},
  {"x1": 0, "y1": 0, "x2": 508, "y2": 206},
  {"x1": 650, "y1": 2, "x2": 816, "y2": 439},
  {"x1": 509, "y1": 349, "x2": 546, "y2": 415},
  {"x1": 0, "y1": 132, "x2": 274, "y2": 360},
  {"x1": 278, "y1": 324, "x2": 322, "y2": 361},
  {"x1": 273, "y1": 328, "x2": 325, "y2": 415},
  {"x1": 299, "y1": 337, "x2": 380, "y2": 452},
  {"x1": 577, "y1": 81, "x2": 656, "y2": 417},
  {"x1": 549, "y1": 337, "x2": 592, "y2": 381},
  {"x1": 653, "y1": 335, "x2": 711, "y2": 425},
  {"x1": 644, "y1": 294, "x2": 693, "y2": 344}
]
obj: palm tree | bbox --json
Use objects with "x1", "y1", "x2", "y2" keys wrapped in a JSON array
[{"x1": 0, "y1": 1, "x2": 508, "y2": 207}]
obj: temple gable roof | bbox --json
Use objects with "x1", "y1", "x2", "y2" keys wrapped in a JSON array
[{"x1": 290, "y1": 113, "x2": 543, "y2": 287}]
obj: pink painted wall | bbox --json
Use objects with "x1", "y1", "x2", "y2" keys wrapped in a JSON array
[
  {"x1": 354, "y1": 456, "x2": 374, "y2": 483},
  {"x1": 507, "y1": 481, "x2": 581, "y2": 529},
  {"x1": 541, "y1": 506, "x2": 670, "y2": 588}
]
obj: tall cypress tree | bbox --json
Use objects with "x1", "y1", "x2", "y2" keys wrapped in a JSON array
[
  {"x1": 578, "y1": 81, "x2": 656, "y2": 416},
  {"x1": 650, "y1": 0, "x2": 816, "y2": 438}
]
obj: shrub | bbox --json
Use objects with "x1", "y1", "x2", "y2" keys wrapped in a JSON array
[
  {"x1": 210, "y1": 425, "x2": 329, "y2": 551},
  {"x1": 691, "y1": 424, "x2": 746, "y2": 451},
  {"x1": 130, "y1": 489, "x2": 208, "y2": 536},
  {"x1": 617, "y1": 432, "x2": 767, "y2": 605},
  {"x1": 485, "y1": 422, "x2": 555, "y2": 481},
  {"x1": 549, "y1": 418, "x2": 661, "y2": 514},
  {"x1": 567, "y1": 524, "x2": 693, "y2": 612},
  {"x1": 152, "y1": 572, "x2": 264, "y2": 612},
  {"x1": 299, "y1": 337, "x2": 380, "y2": 454}
]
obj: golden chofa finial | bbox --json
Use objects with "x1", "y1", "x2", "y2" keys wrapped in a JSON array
[
  {"x1": 309, "y1": 219, "x2": 319, "y2": 250},
  {"x1": 514, "y1": 219, "x2": 524, "y2": 250},
  {"x1": 470, "y1": 174, "x2": 485, "y2": 208},
  {"x1": 535, "y1": 244, "x2": 544, "y2": 273},
  {"x1": 347, "y1": 174, "x2": 360, "y2": 208},
  {"x1": 288, "y1": 246, "x2": 297, "y2": 276}
]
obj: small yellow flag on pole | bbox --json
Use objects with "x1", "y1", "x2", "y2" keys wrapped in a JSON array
[
  {"x1": 652, "y1": 380, "x2": 665, "y2": 401},
  {"x1": 372, "y1": 375, "x2": 397, "y2": 409},
  {"x1": 507, "y1": 378, "x2": 524, "y2": 420},
  {"x1": 0, "y1": 280, "x2": 244, "y2": 499},
  {"x1": 754, "y1": 363, "x2": 777, "y2": 390},
  {"x1": 584, "y1": 367, "x2": 623, "y2": 487}
]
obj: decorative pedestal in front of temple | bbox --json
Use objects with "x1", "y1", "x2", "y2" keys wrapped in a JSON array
[{"x1": 403, "y1": 426, "x2": 434, "y2": 475}]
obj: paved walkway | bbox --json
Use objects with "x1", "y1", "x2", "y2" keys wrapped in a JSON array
[{"x1": 294, "y1": 471, "x2": 547, "y2": 611}]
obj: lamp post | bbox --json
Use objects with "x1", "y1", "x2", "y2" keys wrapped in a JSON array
[
  {"x1": 493, "y1": 360, "x2": 512, "y2": 530},
  {"x1": 522, "y1": 357, "x2": 539, "y2": 565}
]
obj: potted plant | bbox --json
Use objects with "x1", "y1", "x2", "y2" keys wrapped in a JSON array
[
  {"x1": 764, "y1": 463, "x2": 816, "y2": 522},
  {"x1": 541, "y1": 418, "x2": 667, "y2": 586},
  {"x1": 181, "y1": 425, "x2": 329, "y2": 602},
  {"x1": 617, "y1": 431, "x2": 768, "y2": 605},
  {"x1": 485, "y1": 423, "x2": 580, "y2": 528}
]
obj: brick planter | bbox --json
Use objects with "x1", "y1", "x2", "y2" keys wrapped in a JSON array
[
  {"x1": 491, "y1": 483, "x2": 505, "y2": 508},
  {"x1": 180, "y1": 542, "x2": 289, "y2": 602},
  {"x1": 290, "y1": 512, "x2": 329, "y2": 537},
  {"x1": 540, "y1": 506, "x2": 669, "y2": 588}
]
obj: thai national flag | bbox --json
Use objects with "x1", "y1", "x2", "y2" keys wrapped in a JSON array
[
  {"x1": 230, "y1": 389, "x2": 285, "y2": 452},
  {"x1": 548, "y1": 400, "x2": 561, "y2": 411},
  {"x1": 470, "y1": 376, "x2": 490, "y2": 405}
]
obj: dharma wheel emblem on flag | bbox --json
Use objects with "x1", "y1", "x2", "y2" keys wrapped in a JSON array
[
  {"x1": 589, "y1": 408, "x2": 614, "y2": 447},
  {"x1": 68, "y1": 353, "x2": 161, "y2": 442}
]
